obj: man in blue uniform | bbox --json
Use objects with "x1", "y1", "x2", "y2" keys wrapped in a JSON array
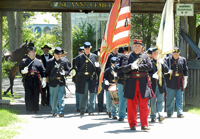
[
  {"x1": 75, "y1": 42, "x2": 100, "y2": 116},
  {"x1": 113, "y1": 45, "x2": 131, "y2": 121},
  {"x1": 165, "y1": 46, "x2": 188, "y2": 118},
  {"x1": 72, "y1": 46, "x2": 84, "y2": 112},
  {"x1": 121, "y1": 39, "x2": 153, "y2": 130},
  {"x1": 104, "y1": 57, "x2": 118, "y2": 119},
  {"x1": 149, "y1": 47, "x2": 169, "y2": 122},
  {"x1": 19, "y1": 43, "x2": 46, "y2": 114},
  {"x1": 46, "y1": 47, "x2": 70, "y2": 117},
  {"x1": 40, "y1": 45, "x2": 53, "y2": 106}
]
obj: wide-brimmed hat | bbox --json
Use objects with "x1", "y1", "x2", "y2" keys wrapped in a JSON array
[{"x1": 41, "y1": 45, "x2": 52, "y2": 50}]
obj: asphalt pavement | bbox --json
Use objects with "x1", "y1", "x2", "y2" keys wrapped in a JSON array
[{"x1": 2, "y1": 78, "x2": 200, "y2": 139}]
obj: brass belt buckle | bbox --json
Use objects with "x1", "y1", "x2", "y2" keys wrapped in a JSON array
[
  {"x1": 57, "y1": 77, "x2": 61, "y2": 80},
  {"x1": 31, "y1": 72, "x2": 34, "y2": 75},
  {"x1": 175, "y1": 73, "x2": 179, "y2": 76},
  {"x1": 112, "y1": 80, "x2": 115, "y2": 82},
  {"x1": 85, "y1": 72, "x2": 89, "y2": 75},
  {"x1": 136, "y1": 74, "x2": 140, "y2": 77}
]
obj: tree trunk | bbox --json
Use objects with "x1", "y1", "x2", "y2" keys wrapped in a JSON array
[
  {"x1": 62, "y1": 12, "x2": 72, "y2": 65},
  {"x1": 7, "y1": 12, "x2": 16, "y2": 51},
  {"x1": 16, "y1": 12, "x2": 23, "y2": 48},
  {"x1": 0, "y1": 12, "x2": 2, "y2": 99},
  {"x1": 188, "y1": 15, "x2": 197, "y2": 59},
  {"x1": 146, "y1": 14, "x2": 153, "y2": 49}
]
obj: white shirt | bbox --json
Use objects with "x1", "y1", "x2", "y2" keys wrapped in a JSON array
[{"x1": 44, "y1": 54, "x2": 49, "y2": 61}]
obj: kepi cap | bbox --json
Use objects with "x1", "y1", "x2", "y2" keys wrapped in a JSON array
[
  {"x1": 83, "y1": 42, "x2": 92, "y2": 48},
  {"x1": 78, "y1": 46, "x2": 84, "y2": 52},
  {"x1": 28, "y1": 43, "x2": 36, "y2": 52},
  {"x1": 53, "y1": 47, "x2": 62, "y2": 54},
  {"x1": 173, "y1": 46, "x2": 180, "y2": 53},
  {"x1": 133, "y1": 39, "x2": 143, "y2": 46}
]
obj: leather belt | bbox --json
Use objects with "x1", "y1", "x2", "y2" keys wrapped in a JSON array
[
  {"x1": 27, "y1": 72, "x2": 38, "y2": 76},
  {"x1": 130, "y1": 74, "x2": 147, "y2": 77},
  {"x1": 172, "y1": 73, "x2": 183, "y2": 77}
]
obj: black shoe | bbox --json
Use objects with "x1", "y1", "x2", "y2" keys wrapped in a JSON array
[
  {"x1": 59, "y1": 114, "x2": 64, "y2": 117},
  {"x1": 53, "y1": 113, "x2": 57, "y2": 117},
  {"x1": 98, "y1": 110, "x2": 103, "y2": 112},
  {"x1": 85, "y1": 110, "x2": 88, "y2": 113},
  {"x1": 118, "y1": 118, "x2": 124, "y2": 121},
  {"x1": 89, "y1": 113, "x2": 94, "y2": 116},
  {"x1": 141, "y1": 126, "x2": 151, "y2": 130},
  {"x1": 167, "y1": 114, "x2": 172, "y2": 117},
  {"x1": 130, "y1": 126, "x2": 136, "y2": 130},
  {"x1": 11, "y1": 94, "x2": 15, "y2": 97},
  {"x1": 41, "y1": 101, "x2": 46, "y2": 106},
  {"x1": 159, "y1": 116, "x2": 165, "y2": 122},
  {"x1": 177, "y1": 114, "x2": 184, "y2": 118},
  {"x1": 112, "y1": 116, "x2": 117, "y2": 119},
  {"x1": 151, "y1": 118, "x2": 156, "y2": 122},
  {"x1": 108, "y1": 112, "x2": 111, "y2": 118},
  {"x1": 27, "y1": 111, "x2": 31, "y2": 115},
  {"x1": 77, "y1": 109, "x2": 80, "y2": 112},
  {"x1": 80, "y1": 111, "x2": 85, "y2": 115}
]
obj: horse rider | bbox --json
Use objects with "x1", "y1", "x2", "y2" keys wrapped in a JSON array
[
  {"x1": 164, "y1": 46, "x2": 188, "y2": 118},
  {"x1": 148, "y1": 47, "x2": 169, "y2": 122},
  {"x1": 46, "y1": 47, "x2": 70, "y2": 117},
  {"x1": 40, "y1": 45, "x2": 53, "y2": 106},
  {"x1": 74, "y1": 42, "x2": 100, "y2": 116},
  {"x1": 104, "y1": 57, "x2": 118, "y2": 119},
  {"x1": 121, "y1": 39, "x2": 153, "y2": 130},
  {"x1": 19, "y1": 43, "x2": 46, "y2": 114}
]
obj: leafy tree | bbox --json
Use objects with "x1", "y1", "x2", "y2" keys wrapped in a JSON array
[{"x1": 72, "y1": 20, "x2": 96, "y2": 57}]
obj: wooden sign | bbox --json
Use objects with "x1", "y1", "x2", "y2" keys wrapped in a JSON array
[{"x1": 50, "y1": 2, "x2": 114, "y2": 9}]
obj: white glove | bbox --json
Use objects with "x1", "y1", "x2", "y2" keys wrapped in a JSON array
[
  {"x1": 164, "y1": 69, "x2": 173, "y2": 75},
  {"x1": 60, "y1": 70, "x2": 65, "y2": 75},
  {"x1": 21, "y1": 67, "x2": 28, "y2": 74},
  {"x1": 157, "y1": 58, "x2": 164, "y2": 64},
  {"x1": 94, "y1": 62, "x2": 100, "y2": 68},
  {"x1": 152, "y1": 72, "x2": 159, "y2": 80},
  {"x1": 184, "y1": 76, "x2": 188, "y2": 89},
  {"x1": 42, "y1": 78, "x2": 46, "y2": 88},
  {"x1": 104, "y1": 80, "x2": 109, "y2": 85},
  {"x1": 131, "y1": 61, "x2": 138, "y2": 70},
  {"x1": 113, "y1": 71, "x2": 117, "y2": 77},
  {"x1": 69, "y1": 69, "x2": 76, "y2": 77}
]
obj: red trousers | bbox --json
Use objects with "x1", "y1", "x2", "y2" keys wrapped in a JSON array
[{"x1": 127, "y1": 80, "x2": 149, "y2": 128}]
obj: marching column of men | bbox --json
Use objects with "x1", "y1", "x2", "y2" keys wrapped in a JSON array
[{"x1": 19, "y1": 40, "x2": 188, "y2": 130}]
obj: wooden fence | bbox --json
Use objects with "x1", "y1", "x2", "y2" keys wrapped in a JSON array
[{"x1": 184, "y1": 60, "x2": 200, "y2": 106}]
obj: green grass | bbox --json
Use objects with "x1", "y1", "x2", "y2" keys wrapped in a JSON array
[
  {"x1": 0, "y1": 108, "x2": 28, "y2": 139},
  {"x1": 184, "y1": 105, "x2": 200, "y2": 115},
  {"x1": 2, "y1": 91, "x2": 22, "y2": 102}
]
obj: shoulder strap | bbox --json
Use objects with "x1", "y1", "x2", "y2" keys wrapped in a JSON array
[{"x1": 83, "y1": 53, "x2": 97, "y2": 72}]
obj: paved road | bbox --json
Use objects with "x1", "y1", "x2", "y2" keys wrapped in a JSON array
[{"x1": 2, "y1": 78, "x2": 200, "y2": 139}]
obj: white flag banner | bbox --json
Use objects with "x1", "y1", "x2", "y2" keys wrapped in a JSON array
[{"x1": 156, "y1": 0, "x2": 174, "y2": 86}]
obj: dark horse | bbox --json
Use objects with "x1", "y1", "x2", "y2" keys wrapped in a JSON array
[{"x1": 2, "y1": 41, "x2": 28, "y2": 97}]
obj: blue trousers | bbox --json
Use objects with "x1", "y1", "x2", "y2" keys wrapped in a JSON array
[
  {"x1": 96, "y1": 83, "x2": 105, "y2": 111},
  {"x1": 106, "y1": 90, "x2": 117, "y2": 116},
  {"x1": 79, "y1": 81, "x2": 96, "y2": 113},
  {"x1": 166, "y1": 87, "x2": 183, "y2": 116},
  {"x1": 117, "y1": 83, "x2": 127, "y2": 119},
  {"x1": 150, "y1": 85, "x2": 164, "y2": 119},
  {"x1": 49, "y1": 85, "x2": 65, "y2": 114}
]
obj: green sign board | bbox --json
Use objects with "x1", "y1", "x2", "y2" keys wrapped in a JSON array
[{"x1": 50, "y1": 2, "x2": 114, "y2": 9}]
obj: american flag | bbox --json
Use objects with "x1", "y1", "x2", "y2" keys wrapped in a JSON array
[{"x1": 98, "y1": 0, "x2": 131, "y2": 94}]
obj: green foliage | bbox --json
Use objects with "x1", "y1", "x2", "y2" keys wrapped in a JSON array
[
  {"x1": 184, "y1": 105, "x2": 200, "y2": 115},
  {"x1": 72, "y1": 20, "x2": 96, "y2": 57},
  {"x1": 196, "y1": 14, "x2": 200, "y2": 27},
  {"x1": 2, "y1": 91, "x2": 22, "y2": 102},
  {"x1": 2, "y1": 17, "x2": 9, "y2": 49},
  {"x1": 0, "y1": 108, "x2": 28, "y2": 139},
  {"x1": 2, "y1": 60, "x2": 17, "y2": 79},
  {"x1": 131, "y1": 14, "x2": 161, "y2": 49}
]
